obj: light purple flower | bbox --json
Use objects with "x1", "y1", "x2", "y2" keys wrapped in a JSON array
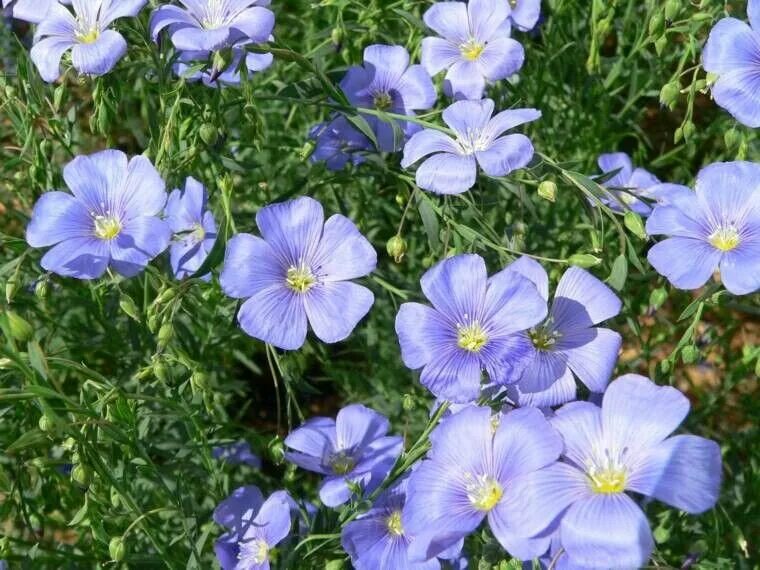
[
  {"x1": 8, "y1": 0, "x2": 70, "y2": 23},
  {"x1": 150, "y1": 0, "x2": 274, "y2": 52},
  {"x1": 503, "y1": 257, "x2": 622, "y2": 406},
  {"x1": 284, "y1": 404, "x2": 403, "y2": 507},
  {"x1": 501, "y1": 375, "x2": 722, "y2": 568},
  {"x1": 702, "y1": 0, "x2": 760, "y2": 127},
  {"x1": 646, "y1": 161, "x2": 760, "y2": 295},
  {"x1": 342, "y1": 476, "x2": 464, "y2": 570},
  {"x1": 508, "y1": 0, "x2": 542, "y2": 32},
  {"x1": 165, "y1": 176, "x2": 217, "y2": 280},
  {"x1": 309, "y1": 116, "x2": 372, "y2": 171},
  {"x1": 30, "y1": 0, "x2": 145, "y2": 82},
  {"x1": 395, "y1": 254, "x2": 547, "y2": 403},
  {"x1": 421, "y1": 0, "x2": 524, "y2": 100},
  {"x1": 26, "y1": 150, "x2": 171, "y2": 280},
  {"x1": 404, "y1": 406, "x2": 563, "y2": 563},
  {"x1": 214, "y1": 486, "x2": 292, "y2": 570},
  {"x1": 401, "y1": 99, "x2": 540, "y2": 195},
  {"x1": 174, "y1": 48, "x2": 273, "y2": 86},
  {"x1": 212, "y1": 441, "x2": 261, "y2": 468},
  {"x1": 339, "y1": 44, "x2": 436, "y2": 152},
  {"x1": 219, "y1": 196, "x2": 377, "y2": 350}
]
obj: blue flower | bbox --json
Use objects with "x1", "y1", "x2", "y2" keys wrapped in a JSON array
[
  {"x1": 504, "y1": 257, "x2": 622, "y2": 405},
  {"x1": 508, "y1": 0, "x2": 542, "y2": 32},
  {"x1": 284, "y1": 404, "x2": 403, "y2": 507},
  {"x1": 421, "y1": 0, "x2": 523, "y2": 100},
  {"x1": 309, "y1": 116, "x2": 372, "y2": 171},
  {"x1": 214, "y1": 486, "x2": 293, "y2": 570},
  {"x1": 339, "y1": 44, "x2": 437, "y2": 152},
  {"x1": 30, "y1": 0, "x2": 146, "y2": 82},
  {"x1": 404, "y1": 406, "x2": 562, "y2": 563},
  {"x1": 150, "y1": 0, "x2": 274, "y2": 52},
  {"x1": 165, "y1": 177, "x2": 218, "y2": 280},
  {"x1": 702, "y1": 0, "x2": 760, "y2": 127},
  {"x1": 174, "y1": 48, "x2": 273, "y2": 86},
  {"x1": 646, "y1": 161, "x2": 760, "y2": 295},
  {"x1": 26, "y1": 150, "x2": 171, "y2": 280},
  {"x1": 212, "y1": 441, "x2": 261, "y2": 468},
  {"x1": 401, "y1": 99, "x2": 540, "y2": 195},
  {"x1": 219, "y1": 196, "x2": 377, "y2": 350},
  {"x1": 341, "y1": 476, "x2": 465, "y2": 570},
  {"x1": 395, "y1": 254, "x2": 547, "y2": 403},
  {"x1": 501, "y1": 375, "x2": 722, "y2": 568}
]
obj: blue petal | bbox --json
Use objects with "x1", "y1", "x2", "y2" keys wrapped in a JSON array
[
  {"x1": 444, "y1": 59, "x2": 487, "y2": 100},
  {"x1": 468, "y1": 0, "x2": 509, "y2": 42},
  {"x1": 254, "y1": 491, "x2": 293, "y2": 546},
  {"x1": 71, "y1": 29, "x2": 127, "y2": 77},
  {"x1": 561, "y1": 327, "x2": 622, "y2": 393},
  {"x1": 26, "y1": 191, "x2": 92, "y2": 248},
  {"x1": 552, "y1": 266, "x2": 621, "y2": 328},
  {"x1": 395, "y1": 302, "x2": 455, "y2": 370},
  {"x1": 213, "y1": 485, "x2": 264, "y2": 530},
  {"x1": 335, "y1": 404, "x2": 390, "y2": 450},
  {"x1": 720, "y1": 245, "x2": 760, "y2": 295},
  {"x1": 30, "y1": 36, "x2": 74, "y2": 82},
  {"x1": 597, "y1": 153, "x2": 632, "y2": 188},
  {"x1": 492, "y1": 407, "x2": 563, "y2": 481},
  {"x1": 255, "y1": 196, "x2": 324, "y2": 266},
  {"x1": 647, "y1": 237, "x2": 720, "y2": 290},
  {"x1": 110, "y1": 216, "x2": 171, "y2": 277},
  {"x1": 237, "y1": 286, "x2": 308, "y2": 350},
  {"x1": 550, "y1": 401, "x2": 603, "y2": 468},
  {"x1": 422, "y1": 1, "x2": 469, "y2": 44},
  {"x1": 483, "y1": 268, "x2": 548, "y2": 337},
  {"x1": 502, "y1": 256, "x2": 549, "y2": 300},
  {"x1": 420, "y1": 254, "x2": 487, "y2": 323},
  {"x1": 401, "y1": 129, "x2": 460, "y2": 168},
  {"x1": 303, "y1": 281, "x2": 374, "y2": 344},
  {"x1": 228, "y1": 6, "x2": 275, "y2": 43},
  {"x1": 421, "y1": 36, "x2": 460, "y2": 76},
  {"x1": 312, "y1": 214, "x2": 377, "y2": 281},
  {"x1": 415, "y1": 153, "x2": 478, "y2": 194},
  {"x1": 475, "y1": 134, "x2": 534, "y2": 177},
  {"x1": 397, "y1": 64, "x2": 436, "y2": 111},
  {"x1": 477, "y1": 37, "x2": 524, "y2": 81},
  {"x1": 220, "y1": 234, "x2": 283, "y2": 299},
  {"x1": 40, "y1": 237, "x2": 110, "y2": 280}
]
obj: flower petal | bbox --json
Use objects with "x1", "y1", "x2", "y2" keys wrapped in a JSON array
[
  {"x1": 719, "y1": 245, "x2": 760, "y2": 295},
  {"x1": 395, "y1": 302, "x2": 454, "y2": 370},
  {"x1": 421, "y1": 36, "x2": 460, "y2": 76},
  {"x1": 483, "y1": 269, "x2": 548, "y2": 337},
  {"x1": 517, "y1": 348, "x2": 568, "y2": 393},
  {"x1": 561, "y1": 327, "x2": 622, "y2": 393},
  {"x1": 645, "y1": 203, "x2": 707, "y2": 240},
  {"x1": 561, "y1": 494, "x2": 654, "y2": 568},
  {"x1": 254, "y1": 491, "x2": 292, "y2": 546},
  {"x1": 597, "y1": 153, "x2": 632, "y2": 188},
  {"x1": 71, "y1": 30, "x2": 127, "y2": 77},
  {"x1": 110, "y1": 216, "x2": 171, "y2": 277},
  {"x1": 552, "y1": 266, "x2": 622, "y2": 328},
  {"x1": 284, "y1": 416, "x2": 336, "y2": 474},
  {"x1": 487, "y1": 509, "x2": 552, "y2": 560},
  {"x1": 401, "y1": 129, "x2": 461, "y2": 168},
  {"x1": 510, "y1": 364, "x2": 577, "y2": 408},
  {"x1": 422, "y1": 1, "x2": 469, "y2": 43},
  {"x1": 602, "y1": 374, "x2": 690, "y2": 454},
  {"x1": 475, "y1": 134, "x2": 534, "y2": 177},
  {"x1": 504, "y1": 256, "x2": 549, "y2": 300},
  {"x1": 420, "y1": 349, "x2": 483, "y2": 403},
  {"x1": 220, "y1": 234, "x2": 283, "y2": 299},
  {"x1": 237, "y1": 286, "x2": 308, "y2": 350},
  {"x1": 312, "y1": 214, "x2": 376, "y2": 282},
  {"x1": 443, "y1": 100, "x2": 494, "y2": 138},
  {"x1": 711, "y1": 71, "x2": 760, "y2": 127},
  {"x1": 229, "y1": 6, "x2": 275, "y2": 43},
  {"x1": 303, "y1": 282, "x2": 374, "y2": 344},
  {"x1": 150, "y1": 5, "x2": 196, "y2": 40},
  {"x1": 118, "y1": 155, "x2": 167, "y2": 219},
  {"x1": 214, "y1": 485, "x2": 264, "y2": 530},
  {"x1": 550, "y1": 401, "x2": 603, "y2": 468},
  {"x1": 99, "y1": 0, "x2": 146, "y2": 27},
  {"x1": 335, "y1": 404, "x2": 390, "y2": 451},
  {"x1": 444, "y1": 59, "x2": 487, "y2": 100},
  {"x1": 397, "y1": 64, "x2": 436, "y2": 111},
  {"x1": 483, "y1": 108, "x2": 541, "y2": 142},
  {"x1": 30, "y1": 36, "x2": 74, "y2": 82},
  {"x1": 421, "y1": 254, "x2": 487, "y2": 322},
  {"x1": 363, "y1": 44, "x2": 409, "y2": 93},
  {"x1": 702, "y1": 18, "x2": 760, "y2": 76},
  {"x1": 510, "y1": 0, "x2": 541, "y2": 31},
  {"x1": 468, "y1": 0, "x2": 509, "y2": 41},
  {"x1": 694, "y1": 161, "x2": 760, "y2": 223},
  {"x1": 493, "y1": 407, "x2": 563, "y2": 481},
  {"x1": 171, "y1": 25, "x2": 232, "y2": 51},
  {"x1": 477, "y1": 37, "x2": 524, "y2": 81},
  {"x1": 26, "y1": 191, "x2": 92, "y2": 247},
  {"x1": 40, "y1": 237, "x2": 110, "y2": 280},
  {"x1": 415, "y1": 153, "x2": 478, "y2": 195},
  {"x1": 647, "y1": 237, "x2": 721, "y2": 290},
  {"x1": 256, "y1": 196, "x2": 324, "y2": 266}
]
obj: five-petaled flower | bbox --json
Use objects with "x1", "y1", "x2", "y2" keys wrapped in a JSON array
[
  {"x1": 395, "y1": 253, "x2": 547, "y2": 403},
  {"x1": 646, "y1": 161, "x2": 760, "y2": 296},
  {"x1": 339, "y1": 44, "x2": 437, "y2": 152},
  {"x1": 500, "y1": 375, "x2": 722, "y2": 568},
  {"x1": 421, "y1": 0, "x2": 524, "y2": 100},
  {"x1": 401, "y1": 99, "x2": 540, "y2": 195},
  {"x1": 284, "y1": 404, "x2": 403, "y2": 507},
  {"x1": 26, "y1": 150, "x2": 171, "y2": 280},
  {"x1": 30, "y1": 0, "x2": 146, "y2": 82},
  {"x1": 219, "y1": 196, "x2": 377, "y2": 350}
]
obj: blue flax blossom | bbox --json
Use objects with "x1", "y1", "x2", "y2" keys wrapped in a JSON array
[
  {"x1": 214, "y1": 486, "x2": 292, "y2": 570},
  {"x1": 220, "y1": 196, "x2": 376, "y2": 350},
  {"x1": 504, "y1": 257, "x2": 622, "y2": 407},
  {"x1": 26, "y1": 150, "x2": 171, "y2": 280},
  {"x1": 174, "y1": 48, "x2": 273, "y2": 86},
  {"x1": 284, "y1": 404, "x2": 403, "y2": 507},
  {"x1": 150, "y1": 0, "x2": 274, "y2": 52},
  {"x1": 395, "y1": 254, "x2": 547, "y2": 403},
  {"x1": 508, "y1": 0, "x2": 542, "y2": 32},
  {"x1": 165, "y1": 176, "x2": 217, "y2": 279},
  {"x1": 501, "y1": 375, "x2": 722, "y2": 568},
  {"x1": 402, "y1": 99, "x2": 540, "y2": 195},
  {"x1": 421, "y1": 0, "x2": 524, "y2": 100},
  {"x1": 341, "y1": 476, "x2": 465, "y2": 570},
  {"x1": 212, "y1": 441, "x2": 261, "y2": 468},
  {"x1": 309, "y1": 116, "x2": 372, "y2": 171},
  {"x1": 7, "y1": 0, "x2": 69, "y2": 23},
  {"x1": 646, "y1": 161, "x2": 760, "y2": 295},
  {"x1": 339, "y1": 44, "x2": 436, "y2": 152},
  {"x1": 702, "y1": 0, "x2": 760, "y2": 127},
  {"x1": 404, "y1": 406, "x2": 563, "y2": 562},
  {"x1": 30, "y1": 0, "x2": 146, "y2": 82}
]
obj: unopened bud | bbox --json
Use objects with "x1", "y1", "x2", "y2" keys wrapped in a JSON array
[
  {"x1": 664, "y1": 0, "x2": 680, "y2": 21},
  {"x1": 7, "y1": 311, "x2": 33, "y2": 342},
  {"x1": 109, "y1": 537, "x2": 125, "y2": 562},
  {"x1": 38, "y1": 414, "x2": 56, "y2": 433},
  {"x1": 568, "y1": 254, "x2": 602, "y2": 268},
  {"x1": 157, "y1": 323, "x2": 174, "y2": 349},
  {"x1": 537, "y1": 180, "x2": 557, "y2": 202},
  {"x1": 649, "y1": 11, "x2": 665, "y2": 36},
  {"x1": 153, "y1": 360, "x2": 169, "y2": 383},
  {"x1": 199, "y1": 123, "x2": 219, "y2": 146},
  {"x1": 659, "y1": 81, "x2": 680, "y2": 109},
  {"x1": 191, "y1": 371, "x2": 208, "y2": 392},
  {"x1": 71, "y1": 464, "x2": 92, "y2": 487},
  {"x1": 624, "y1": 211, "x2": 647, "y2": 240},
  {"x1": 649, "y1": 287, "x2": 668, "y2": 310},
  {"x1": 682, "y1": 120, "x2": 696, "y2": 141},
  {"x1": 119, "y1": 294, "x2": 140, "y2": 322},
  {"x1": 386, "y1": 235, "x2": 407, "y2": 263},
  {"x1": 34, "y1": 279, "x2": 49, "y2": 299},
  {"x1": 331, "y1": 27, "x2": 343, "y2": 46},
  {"x1": 299, "y1": 140, "x2": 316, "y2": 161},
  {"x1": 681, "y1": 345, "x2": 700, "y2": 364}
]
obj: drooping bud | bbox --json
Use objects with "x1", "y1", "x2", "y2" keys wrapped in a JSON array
[
  {"x1": 109, "y1": 537, "x2": 126, "y2": 562},
  {"x1": 157, "y1": 323, "x2": 174, "y2": 350},
  {"x1": 71, "y1": 464, "x2": 92, "y2": 487},
  {"x1": 7, "y1": 311, "x2": 33, "y2": 342},
  {"x1": 537, "y1": 180, "x2": 557, "y2": 202},
  {"x1": 568, "y1": 253, "x2": 602, "y2": 268},
  {"x1": 386, "y1": 235, "x2": 407, "y2": 263},
  {"x1": 199, "y1": 123, "x2": 219, "y2": 146},
  {"x1": 659, "y1": 81, "x2": 680, "y2": 109},
  {"x1": 119, "y1": 293, "x2": 141, "y2": 322}
]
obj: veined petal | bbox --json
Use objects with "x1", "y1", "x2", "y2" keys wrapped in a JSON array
[
  {"x1": 363, "y1": 44, "x2": 409, "y2": 93},
  {"x1": 751, "y1": 0, "x2": 760, "y2": 30},
  {"x1": 561, "y1": 494, "x2": 654, "y2": 568},
  {"x1": 26, "y1": 191, "x2": 92, "y2": 247},
  {"x1": 483, "y1": 269, "x2": 547, "y2": 337},
  {"x1": 71, "y1": 30, "x2": 127, "y2": 77},
  {"x1": 719, "y1": 245, "x2": 760, "y2": 295},
  {"x1": 420, "y1": 349, "x2": 483, "y2": 403},
  {"x1": 694, "y1": 161, "x2": 760, "y2": 223},
  {"x1": 117, "y1": 155, "x2": 167, "y2": 219},
  {"x1": 62, "y1": 155, "x2": 110, "y2": 214},
  {"x1": 483, "y1": 108, "x2": 541, "y2": 143},
  {"x1": 493, "y1": 407, "x2": 563, "y2": 481},
  {"x1": 397, "y1": 65, "x2": 436, "y2": 111},
  {"x1": 150, "y1": 5, "x2": 196, "y2": 40},
  {"x1": 335, "y1": 404, "x2": 389, "y2": 451},
  {"x1": 444, "y1": 59, "x2": 487, "y2": 100},
  {"x1": 475, "y1": 134, "x2": 534, "y2": 177},
  {"x1": 256, "y1": 196, "x2": 324, "y2": 267},
  {"x1": 220, "y1": 234, "x2": 284, "y2": 299},
  {"x1": 415, "y1": 153, "x2": 478, "y2": 195},
  {"x1": 562, "y1": 327, "x2": 622, "y2": 393},
  {"x1": 31, "y1": 36, "x2": 74, "y2": 83},
  {"x1": 510, "y1": 364, "x2": 577, "y2": 408},
  {"x1": 477, "y1": 37, "x2": 524, "y2": 81},
  {"x1": 421, "y1": 37, "x2": 460, "y2": 76},
  {"x1": 510, "y1": 0, "x2": 541, "y2": 31},
  {"x1": 99, "y1": 0, "x2": 146, "y2": 27},
  {"x1": 645, "y1": 203, "x2": 706, "y2": 239},
  {"x1": 109, "y1": 216, "x2": 171, "y2": 278},
  {"x1": 487, "y1": 510, "x2": 551, "y2": 560},
  {"x1": 503, "y1": 256, "x2": 549, "y2": 300},
  {"x1": 303, "y1": 281, "x2": 374, "y2": 344},
  {"x1": 254, "y1": 491, "x2": 292, "y2": 546},
  {"x1": 597, "y1": 153, "x2": 632, "y2": 188},
  {"x1": 552, "y1": 266, "x2": 621, "y2": 328},
  {"x1": 312, "y1": 214, "x2": 376, "y2": 282},
  {"x1": 712, "y1": 70, "x2": 760, "y2": 128},
  {"x1": 213, "y1": 485, "x2": 264, "y2": 530},
  {"x1": 702, "y1": 18, "x2": 760, "y2": 75},
  {"x1": 229, "y1": 6, "x2": 275, "y2": 43},
  {"x1": 550, "y1": 401, "x2": 603, "y2": 468},
  {"x1": 401, "y1": 129, "x2": 460, "y2": 168},
  {"x1": 468, "y1": 0, "x2": 509, "y2": 42},
  {"x1": 423, "y1": 1, "x2": 469, "y2": 44},
  {"x1": 421, "y1": 254, "x2": 487, "y2": 322},
  {"x1": 40, "y1": 237, "x2": 110, "y2": 280},
  {"x1": 237, "y1": 286, "x2": 308, "y2": 350},
  {"x1": 172, "y1": 26, "x2": 232, "y2": 51},
  {"x1": 395, "y1": 302, "x2": 455, "y2": 370},
  {"x1": 517, "y1": 349, "x2": 568, "y2": 393},
  {"x1": 34, "y1": 3, "x2": 76, "y2": 39},
  {"x1": 647, "y1": 237, "x2": 721, "y2": 291}
]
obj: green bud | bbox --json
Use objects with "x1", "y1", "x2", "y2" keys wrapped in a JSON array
[
  {"x1": 268, "y1": 436, "x2": 285, "y2": 464},
  {"x1": 157, "y1": 323, "x2": 174, "y2": 349},
  {"x1": 649, "y1": 11, "x2": 665, "y2": 36},
  {"x1": 38, "y1": 414, "x2": 56, "y2": 433},
  {"x1": 659, "y1": 81, "x2": 680, "y2": 109},
  {"x1": 724, "y1": 129, "x2": 740, "y2": 150},
  {"x1": 682, "y1": 120, "x2": 696, "y2": 141},
  {"x1": 111, "y1": 487, "x2": 121, "y2": 508},
  {"x1": 649, "y1": 287, "x2": 668, "y2": 310},
  {"x1": 71, "y1": 464, "x2": 92, "y2": 487},
  {"x1": 191, "y1": 371, "x2": 208, "y2": 393},
  {"x1": 568, "y1": 254, "x2": 602, "y2": 269},
  {"x1": 705, "y1": 71, "x2": 718, "y2": 86},
  {"x1": 395, "y1": 193, "x2": 406, "y2": 208},
  {"x1": 660, "y1": 359, "x2": 671, "y2": 374},
  {"x1": 119, "y1": 294, "x2": 141, "y2": 322},
  {"x1": 693, "y1": 79, "x2": 707, "y2": 92},
  {"x1": 5, "y1": 274, "x2": 19, "y2": 304},
  {"x1": 402, "y1": 394, "x2": 415, "y2": 412},
  {"x1": 681, "y1": 345, "x2": 700, "y2": 364},
  {"x1": 655, "y1": 35, "x2": 668, "y2": 56},
  {"x1": 299, "y1": 140, "x2": 316, "y2": 161},
  {"x1": 153, "y1": 360, "x2": 169, "y2": 383},
  {"x1": 155, "y1": 288, "x2": 177, "y2": 305},
  {"x1": 212, "y1": 49, "x2": 233, "y2": 76},
  {"x1": 422, "y1": 255, "x2": 435, "y2": 268},
  {"x1": 674, "y1": 127, "x2": 684, "y2": 144},
  {"x1": 148, "y1": 314, "x2": 161, "y2": 333},
  {"x1": 623, "y1": 211, "x2": 647, "y2": 240},
  {"x1": 53, "y1": 85, "x2": 66, "y2": 110},
  {"x1": 7, "y1": 311, "x2": 33, "y2": 342},
  {"x1": 109, "y1": 537, "x2": 125, "y2": 562},
  {"x1": 34, "y1": 279, "x2": 48, "y2": 299},
  {"x1": 664, "y1": 0, "x2": 680, "y2": 21},
  {"x1": 537, "y1": 180, "x2": 557, "y2": 202},
  {"x1": 691, "y1": 11, "x2": 713, "y2": 22},
  {"x1": 386, "y1": 235, "x2": 407, "y2": 263},
  {"x1": 331, "y1": 27, "x2": 343, "y2": 46},
  {"x1": 0, "y1": 536, "x2": 10, "y2": 556},
  {"x1": 755, "y1": 357, "x2": 760, "y2": 379},
  {"x1": 199, "y1": 123, "x2": 219, "y2": 146}
]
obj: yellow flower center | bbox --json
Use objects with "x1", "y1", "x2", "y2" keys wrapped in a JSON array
[
  {"x1": 239, "y1": 538, "x2": 269, "y2": 565},
  {"x1": 465, "y1": 474, "x2": 503, "y2": 511},
  {"x1": 587, "y1": 468, "x2": 627, "y2": 494},
  {"x1": 286, "y1": 265, "x2": 316, "y2": 293},
  {"x1": 77, "y1": 28, "x2": 100, "y2": 44},
  {"x1": 93, "y1": 215, "x2": 121, "y2": 240},
  {"x1": 386, "y1": 510, "x2": 404, "y2": 536},
  {"x1": 708, "y1": 226, "x2": 741, "y2": 252},
  {"x1": 373, "y1": 92, "x2": 393, "y2": 111},
  {"x1": 457, "y1": 322, "x2": 488, "y2": 352},
  {"x1": 460, "y1": 39, "x2": 485, "y2": 61},
  {"x1": 329, "y1": 451, "x2": 356, "y2": 475}
]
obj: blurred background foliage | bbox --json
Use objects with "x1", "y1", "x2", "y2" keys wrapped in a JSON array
[{"x1": 0, "y1": 0, "x2": 758, "y2": 567}]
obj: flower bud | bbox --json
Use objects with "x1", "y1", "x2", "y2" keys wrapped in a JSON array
[
  {"x1": 155, "y1": 288, "x2": 177, "y2": 305},
  {"x1": 157, "y1": 323, "x2": 174, "y2": 349},
  {"x1": 655, "y1": 35, "x2": 668, "y2": 56},
  {"x1": 71, "y1": 464, "x2": 92, "y2": 487},
  {"x1": 191, "y1": 371, "x2": 208, "y2": 393},
  {"x1": 682, "y1": 120, "x2": 696, "y2": 141},
  {"x1": 664, "y1": 0, "x2": 680, "y2": 20},
  {"x1": 659, "y1": 81, "x2": 680, "y2": 109},
  {"x1": 624, "y1": 211, "x2": 647, "y2": 240},
  {"x1": 568, "y1": 254, "x2": 602, "y2": 268},
  {"x1": 649, "y1": 287, "x2": 668, "y2": 310},
  {"x1": 681, "y1": 345, "x2": 700, "y2": 364},
  {"x1": 7, "y1": 311, "x2": 33, "y2": 342},
  {"x1": 38, "y1": 414, "x2": 56, "y2": 433},
  {"x1": 537, "y1": 180, "x2": 557, "y2": 202},
  {"x1": 402, "y1": 394, "x2": 415, "y2": 411},
  {"x1": 299, "y1": 140, "x2": 316, "y2": 161},
  {"x1": 119, "y1": 294, "x2": 140, "y2": 322},
  {"x1": 386, "y1": 235, "x2": 407, "y2": 263},
  {"x1": 153, "y1": 360, "x2": 169, "y2": 383},
  {"x1": 199, "y1": 123, "x2": 219, "y2": 146},
  {"x1": 649, "y1": 11, "x2": 665, "y2": 36},
  {"x1": 331, "y1": 27, "x2": 343, "y2": 46},
  {"x1": 5, "y1": 274, "x2": 19, "y2": 304},
  {"x1": 109, "y1": 537, "x2": 125, "y2": 562}
]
